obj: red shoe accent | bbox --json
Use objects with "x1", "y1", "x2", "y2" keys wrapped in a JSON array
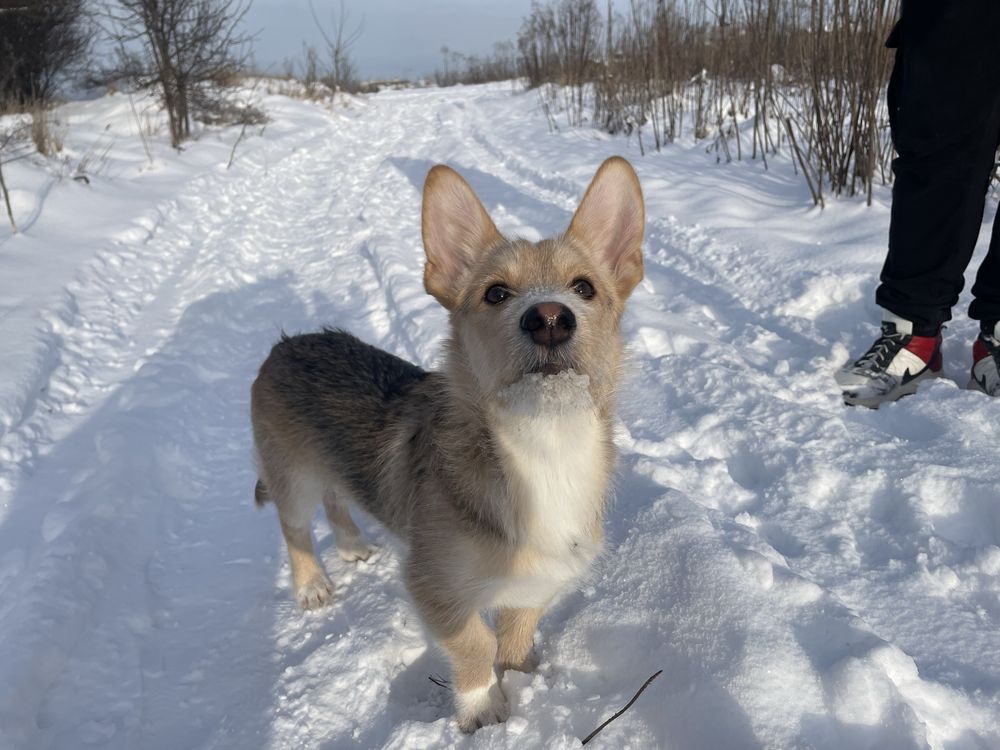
[
  {"x1": 928, "y1": 347, "x2": 943, "y2": 373},
  {"x1": 904, "y1": 332, "x2": 942, "y2": 370},
  {"x1": 973, "y1": 337, "x2": 990, "y2": 365}
]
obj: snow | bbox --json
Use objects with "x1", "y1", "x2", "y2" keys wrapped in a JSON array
[{"x1": 1, "y1": 80, "x2": 999, "y2": 749}]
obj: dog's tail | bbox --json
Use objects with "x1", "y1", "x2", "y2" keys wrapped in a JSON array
[{"x1": 254, "y1": 479, "x2": 269, "y2": 507}]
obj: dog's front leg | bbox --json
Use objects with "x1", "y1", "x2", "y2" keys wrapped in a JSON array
[
  {"x1": 496, "y1": 607, "x2": 544, "y2": 673},
  {"x1": 279, "y1": 520, "x2": 334, "y2": 610},
  {"x1": 438, "y1": 613, "x2": 509, "y2": 732}
]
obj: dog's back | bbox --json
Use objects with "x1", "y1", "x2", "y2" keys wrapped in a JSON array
[{"x1": 251, "y1": 329, "x2": 428, "y2": 528}]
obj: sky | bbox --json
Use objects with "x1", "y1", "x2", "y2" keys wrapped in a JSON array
[{"x1": 245, "y1": 0, "x2": 536, "y2": 81}]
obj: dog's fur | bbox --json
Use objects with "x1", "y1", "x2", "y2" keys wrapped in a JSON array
[{"x1": 250, "y1": 157, "x2": 644, "y2": 731}]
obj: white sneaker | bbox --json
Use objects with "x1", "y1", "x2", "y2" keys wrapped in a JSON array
[
  {"x1": 969, "y1": 322, "x2": 1000, "y2": 396},
  {"x1": 836, "y1": 320, "x2": 942, "y2": 408}
]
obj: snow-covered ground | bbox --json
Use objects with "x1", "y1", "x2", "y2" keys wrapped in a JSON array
[{"x1": 1, "y1": 81, "x2": 998, "y2": 749}]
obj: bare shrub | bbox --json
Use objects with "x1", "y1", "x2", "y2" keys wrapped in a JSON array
[
  {"x1": 300, "y1": 43, "x2": 324, "y2": 98},
  {"x1": 191, "y1": 84, "x2": 267, "y2": 127},
  {"x1": 434, "y1": 42, "x2": 518, "y2": 87},
  {"x1": 789, "y1": 0, "x2": 898, "y2": 204},
  {"x1": 308, "y1": 0, "x2": 363, "y2": 93},
  {"x1": 0, "y1": 0, "x2": 91, "y2": 110},
  {"x1": 518, "y1": 0, "x2": 601, "y2": 126},
  {"x1": 104, "y1": 0, "x2": 254, "y2": 148}
]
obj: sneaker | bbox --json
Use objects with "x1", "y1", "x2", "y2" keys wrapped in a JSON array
[
  {"x1": 835, "y1": 321, "x2": 942, "y2": 408},
  {"x1": 969, "y1": 322, "x2": 1000, "y2": 396}
]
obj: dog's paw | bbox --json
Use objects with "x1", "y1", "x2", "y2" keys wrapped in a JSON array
[
  {"x1": 336, "y1": 538, "x2": 375, "y2": 563},
  {"x1": 295, "y1": 574, "x2": 334, "y2": 610},
  {"x1": 500, "y1": 648, "x2": 540, "y2": 674},
  {"x1": 455, "y1": 674, "x2": 509, "y2": 733}
]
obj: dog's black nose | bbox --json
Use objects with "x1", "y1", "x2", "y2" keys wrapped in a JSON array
[{"x1": 520, "y1": 302, "x2": 576, "y2": 347}]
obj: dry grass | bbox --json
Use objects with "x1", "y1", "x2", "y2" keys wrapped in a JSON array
[
  {"x1": 30, "y1": 103, "x2": 65, "y2": 157},
  {"x1": 518, "y1": 0, "x2": 900, "y2": 204}
]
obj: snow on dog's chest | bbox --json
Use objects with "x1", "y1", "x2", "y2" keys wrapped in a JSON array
[{"x1": 489, "y1": 372, "x2": 606, "y2": 607}]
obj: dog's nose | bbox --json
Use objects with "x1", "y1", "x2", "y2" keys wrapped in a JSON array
[{"x1": 520, "y1": 302, "x2": 576, "y2": 347}]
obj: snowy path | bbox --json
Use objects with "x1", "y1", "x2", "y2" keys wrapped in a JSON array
[{"x1": 1, "y1": 83, "x2": 998, "y2": 749}]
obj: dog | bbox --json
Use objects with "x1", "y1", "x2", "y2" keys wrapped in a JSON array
[{"x1": 250, "y1": 156, "x2": 645, "y2": 732}]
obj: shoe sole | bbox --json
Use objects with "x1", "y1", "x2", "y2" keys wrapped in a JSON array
[{"x1": 842, "y1": 369, "x2": 940, "y2": 409}]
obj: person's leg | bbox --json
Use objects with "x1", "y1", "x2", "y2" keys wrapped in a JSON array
[
  {"x1": 969, "y1": 189, "x2": 1000, "y2": 327},
  {"x1": 876, "y1": 0, "x2": 1000, "y2": 335},
  {"x1": 969, "y1": 199, "x2": 1000, "y2": 395}
]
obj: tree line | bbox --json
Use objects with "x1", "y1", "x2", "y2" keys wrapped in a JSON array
[{"x1": 2, "y1": 1, "x2": 910, "y2": 206}]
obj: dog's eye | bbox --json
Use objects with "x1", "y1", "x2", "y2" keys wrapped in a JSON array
[
  {"x1": 571, "y1": 279, "x2": 595, "y2": 299},
  {"x1": 485, "y1": 285, "x2": 511, "y2": 305}
]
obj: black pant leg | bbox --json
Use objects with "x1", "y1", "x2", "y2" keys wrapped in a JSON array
[
  {"x1": 969, "y1": 161, "x2": 1000, "y2": 326},
  {"x1": 876, "y1": 0, "x2": 1000, "y2": 335}
]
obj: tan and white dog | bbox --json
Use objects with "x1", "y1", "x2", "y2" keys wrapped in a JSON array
[{"x1": 251, "y1": 156, "x2": 644, "y2": 731}]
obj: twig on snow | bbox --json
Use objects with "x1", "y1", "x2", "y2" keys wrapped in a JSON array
[
  {"x1": 580, "y1": 669, "x2": 663, "y2": 746},
  {"x1": 427, "y1": 667, "x2": 663, "y2": 743},
  {"x1": 428, "y1": 673, "x2": 451, "y2": 691}
]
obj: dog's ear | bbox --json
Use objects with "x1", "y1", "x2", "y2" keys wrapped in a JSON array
[
  {"x1": 422, "y1": 165, "x2": 501, "y2": 309},
  {"x1": 566, "y1": 157, "x2": 645, "y2": 299}
]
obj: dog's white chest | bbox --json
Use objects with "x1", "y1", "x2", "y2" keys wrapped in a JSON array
[
  {"x1": 488, "y1": 372, "x2": 607, "y2": 608},
  {"x1": 499, "y1": 408, "x2": 603, "y2": 540}
]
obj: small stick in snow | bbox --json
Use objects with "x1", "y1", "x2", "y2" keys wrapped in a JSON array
[
  {"x1": 580, "y1": 669, "x2": 663, "y2": 746},
  {"x1": 428, "y1": 673, "x2": 451, "y2": 691},
  {"x1": 427, "y1": 668, "x2": 663, "y2": 741}
]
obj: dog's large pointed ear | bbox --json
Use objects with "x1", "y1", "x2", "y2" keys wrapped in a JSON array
[
  {"x1": 566, "y1": 157, "x2": 645, "y2": 299},
  {"x1": 421, "y1": 165, "x2": 501, "y2": 309}
]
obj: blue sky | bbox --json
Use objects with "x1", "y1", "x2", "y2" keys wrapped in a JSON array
[{"x1": 246, "y1": 0, "x2": 535, "y2": 81}]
